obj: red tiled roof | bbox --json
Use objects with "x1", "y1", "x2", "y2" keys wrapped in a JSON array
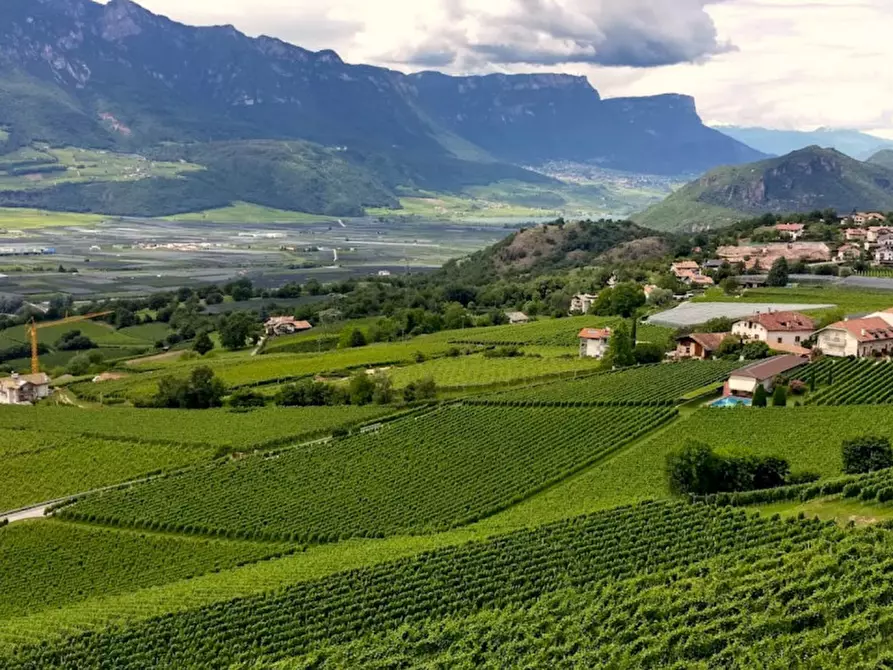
[
  {"x1": 732, "y1": 355, "x2": 808, "y2": 380},
  {"x1": 742, "y1": 311, "x2": 815, "y2": 332},
  {"x1": 578, "y1": 328, "x2": 612, "y2": 340},
  {"x1": 678, "y1": 332, "x2": 728, "y2": 352},
  {"x1": 824, "y1": 317, "x2": 893, "y2": 343},
  {"x1": 775, "y1": 223, "x2": 804, "y2": 232}
]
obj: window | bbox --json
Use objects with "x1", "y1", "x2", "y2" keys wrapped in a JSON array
[
  {"x1": 795, "y1": 336, "x2": 801, "y2": 343},
  {"x1": 777, "y1": 337, "x2": 783, "y2": 344}
]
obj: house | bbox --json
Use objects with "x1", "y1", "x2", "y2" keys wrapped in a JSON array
[
  {"x1": 690, "y1": 275, "x2": 715, "y2": 288},
  {"x1": 866, "y1": 226, "x2": 892, "y2": 243},
  {"x1": 703, "y1": 259, "x2": 726, "y2": 270},
  {"x1": 875, "y1": 244, "x2": 893, "y2": 266},
  {"x1": 579, "y1": 328, "x2": 611, "y2": 359},
  {"x1": 0, "y1": 373, "x2": 50, "y2": 405},
  {"x1": 836, "y1": 243, "x2": 862, "y2": 262},
  {"x1": 505, "y1": 311, "x2": 530, "y2": 325},
  {"x1": 814, "y1": 317, "x2": 893, "y2": 357},
  {"x1": 671, "y1": 261, "x2": 700, "y2": 279},
  {"x1": 264, "y1": 316, "x2": 313, "y2": 337},
  {"x1": 377, "y1": 270, "x2": 392, "y2": 277},
  {"x1": 775, "y1": 223, "x2": 805, "y2": 240},
  {"x1": 845, "y1": 228, "x2": 868, "y2": 242},
  {"x1": 855, "y1": 212, "x2": 887, "y2": 226},
  {"x1": 570, "y1": 293, "x2": 599, "y2": 314},
  {"x1": 732, "y1": 311, "x2": 816, "y2": 349},
  {"x1": 675, "y1": 332, "x2": 729, "y2": 360},
  {"x1": 726, "y1": 355, "x2": 808, "y2": 396}
]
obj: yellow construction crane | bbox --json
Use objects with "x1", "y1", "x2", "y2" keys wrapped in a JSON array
[{"x1": 29, "y1": 311, "x2": 114, "y2": 374}]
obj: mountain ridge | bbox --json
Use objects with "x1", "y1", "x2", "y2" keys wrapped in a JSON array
[
  {"x1": 714, "y1": 126, "x2": 893, "y2": 161},
  {"x1": 635, "y1": 146, "x2": 893, "y2": 231}
]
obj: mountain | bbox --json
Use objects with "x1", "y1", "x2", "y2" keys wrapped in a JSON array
[
  {"x1": 869, "y1": 150, "x2": 893, "y2": 171},
  {"x1": 0, "y1": 0, "x2": 764, "y2": 218},
  {"x1": 714, "y1": 126, "x2": 893, "y2": 161},
  {"x1": 636, "y1": 146, "x2": 893, "y2": 232}
]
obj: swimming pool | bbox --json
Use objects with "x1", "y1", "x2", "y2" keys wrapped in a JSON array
[{"x1": 710, "y1": 396, "x2": 752, "y2": 408}]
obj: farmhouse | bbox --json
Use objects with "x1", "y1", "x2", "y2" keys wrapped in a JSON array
[
  {"x1": 0, "y1": 372, "x2": 50, "y2": 405},
  {"x1": 570, "y1": 294, "x2": 598, "y2": 314},
  {"x1": 264, "y1": 316, "x2": 313, "y2": 337},
  {"x1": 814, "y1": 317, "x2": 893, "y2": 358},
  {"x1": 855, "y1": 213, "x2": 887, "y2": 226},
  {"x1": 505, "y1": 311, "x2": 530, "y2": 325},
  {"x1": 775, "y1": 223, "x2": 805, "y2": 240},
  {"x1": 731, "y1": 311, "x2": 816, "y2": 348},
  {"x1": 689, "y1": 275, "x2": 715, "y2": 288},
  {"x1": 670, "y1": 261, "x2": 700, "y2": 279},
  {"x1": 845, "y1": 228, "x2": 868, "y2": 242},
  {"x1": 726, "y1": 355, "x2": 808, "y2": 397},
  {"x1": 675, "y1": 332, "x2": 729, "y2": 360},
  {"x1": 579, "y1": 328, "x2": 611, "y2": 359}
]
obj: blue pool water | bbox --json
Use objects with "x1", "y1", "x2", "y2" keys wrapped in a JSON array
[{"x1": 710, "y1": 396, "x2": 752, "y2": 408}]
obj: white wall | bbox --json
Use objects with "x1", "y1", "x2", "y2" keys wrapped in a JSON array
[
  {"x1": 580, "y1": 338, "x2": 608, "y2": 359},
  {"x1": 728, "y1": 374, "x2": 758, "y2": 395},
  {"x1": 732, "y1": 321, "x2": 812, "y2": 347},
  {"x1": 816, "y1": 329, "x2": 857, "y2": 357}
]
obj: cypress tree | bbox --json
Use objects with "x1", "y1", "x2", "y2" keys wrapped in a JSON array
[
  {"x1": 752, "y1": 384, "x2": 768, "y2": 407},
  {"x1": 772, "y1": 385, "x2": 787, "y2": 407}
]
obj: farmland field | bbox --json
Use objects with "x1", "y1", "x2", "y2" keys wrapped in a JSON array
[
  {"x1": 0, "y1": 520, "x2": 292, "y2": 620},
  {"x1": 0, "y1": 405, "x2": 393, "y2": 450},
  {"x1": 806, "y1": 358, "x2": 893, "y2": 405},
  {"x1": 59, "y1": 405, "x2": 676, "y2": 541},
  {"x1": 12, "y1": 502, "x2": 891, "y2": 669},
  {"x1": 483, "y1": 360, "x2": 740, "y2": 406},
  {"x1": 0, "y1": 431, "x2": 215, "y2": 510}
]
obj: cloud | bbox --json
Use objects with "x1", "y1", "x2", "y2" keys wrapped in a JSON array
[{"x1": 386, "y1": 0, "x2": 734, "y2": 69}]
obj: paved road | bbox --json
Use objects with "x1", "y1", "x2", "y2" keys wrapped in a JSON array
[{"x1": 2, "y1": 504, "x2": 50, "y2": 524}]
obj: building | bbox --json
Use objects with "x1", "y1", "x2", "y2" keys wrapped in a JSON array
[
  {"x1": 671, "y1": 261, "x2": 700, "y2": 279},
  {"x1": 855, "y1": 212, "x2": 887, "y2": 226},
  {"x1": 579, "y1": 328, "x2": 612, "y2": 359},
  {"x1": 689, "y1": 275, "x2": 715, "y2": 288},
  {"x1": 505, "y1": 311, "x2": 530, "y2": 325},
  {"x1": 377, "y1": 270, "x2": 392, "y2": 277},
  {"x1": 814, "y1": 317, "x2": 893, "y2": 357},
  {"x1": 264, "y1": 316, "x2": 313, "y2": 337},
  {"x1": 845, "y1": 228, "x2": 868, "y2": 242},
  {"x1": 876, "y1": 244, "x2": 893, "y2": 266},
  {"x1": 836, "y1": 243, "x2": 862, "y2": 262},
  {"x1": 570, "y1": 294, "x2": 599, "y2": 314},
  {"x1": 675, "y1": 332, "x2": 729, "y2": 360},
  {"x1": 731, "y1": 311, "x2": 816, "y2": 348},
  {"x1": 866, "y1": 226, "x2": 892, "y2": 243},
  {"x1": 775, "y1": 223, "x2": 805, "y2": 240},
  {"x1": 727, "y1": 355, "x2": 808, "y2": 396},
  {"x1": 716, "y1": 242, "x2": 831, "y2": 270},
  {"x1": 0, "y1": 373, "x2": 50, "y2": 405}
]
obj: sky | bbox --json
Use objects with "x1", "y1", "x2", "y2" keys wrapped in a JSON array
[{"x1": 104, "y1": 0, "x2": 893, "y2": 139}]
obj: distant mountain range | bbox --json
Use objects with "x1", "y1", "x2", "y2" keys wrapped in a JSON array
[
  {"x1": 636, "y1": 147, "x2": 893, "y2": 232},
  {"x1": 714, "y1": 127, "x2": 893, "y2": 161},
  {"x1": 0, "y1": 0, "x2": 764, "y2": 218}
]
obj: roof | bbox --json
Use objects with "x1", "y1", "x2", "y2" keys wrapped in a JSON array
[
  {"x1": 690, "y1": 275, "x2": 715, "y2": 286},
  {"x1": 671, "y1": 261, "x2": 700, "y2": 270},
  {"x1": 506, "y1": 311, "x2": 529, "y2": 320},
  {"x1": 775, "y1": 223, "x2": 805, "y2": 231},
  {"x1": 578, "y1": 328, "x2": 612, "y2": 340},
  {"x1": 822, "y1": 317, "x2": 893, "y2": 343},
  {"x1": 265, "y1": 317, "x2": 312, "y2": 329},
  {"x1": 738, "y1": 311, "x2": 815, "y2": 332},
  {"x1": 0, "y1": 373, "x2": 50, "y2": 391},
  {"x1": 731, "y1": 355, "x2": 808, "y2": 380},
  {"x1": 677, "y1": 332, "x2": 728, "y2": 352}
]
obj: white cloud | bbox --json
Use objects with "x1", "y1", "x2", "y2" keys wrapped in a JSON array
[{"x1": 103, "y1": 0, "x2": 893, "y2": 136}]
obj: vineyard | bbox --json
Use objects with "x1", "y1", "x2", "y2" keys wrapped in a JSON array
[
  {"x1": 806, "y1": 358, "x2": 893, "y2": 405},
  {"x1": 59, "y1": 405, "x2": 676, "y2": 542},
  {"x1": 0, "y1": 405, "x2": 394, "y2": 451},
  {"x1": 0, "y1": 520, "x2": 292, "y2": 620},
  {"x1": 387, "y1": 353, "x2": 603, "y2": 389},
  {"x1": 0, "y1": 431, "x2": 215, "y2": 511},
  {"x1": 13, "y1": 501, "x2": 893, "y2": 669},
  {"x1": 480, "y1": 360, "x2": 740, "y2": 406}
]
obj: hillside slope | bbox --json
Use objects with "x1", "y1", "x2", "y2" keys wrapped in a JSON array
[
  {"x1": 636, "y1": 146, "x2": 893, "y2": 231},
  {"x1": 869, "y1": 150, "x2": 893, "y2": 171}
]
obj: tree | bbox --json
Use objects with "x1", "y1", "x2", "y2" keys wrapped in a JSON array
[
  {"x1": 605, "y1": 323, "x2": 636, "y2": 368},
  {"x1": 405, "y1": 376, "x2": 437, "y2": 402},
  {"x1": 766, "y1": 257, "x2": 790, "y2": 287},
  {"x1": 634, "y1": 342, "x2": 664, "y2": 365},
  {"x1": 842, "y1": 435, "x2": 893, "y2": 474},
  {"x1": 742, "y1": 340, "x2": 771, "y2": 360},
  {"x1": 752, "y1": 384, "x2": 768, "y2": 407},
  {"x1": 720, "y1": 276, "x2": 740, "y2": 296},
  {"x1": 666, "y1": 441, "x2": 724, "y2": 496},
  {"x1": 717, "y1": 335, "x2": 743, "y2": 360},
  {"x1": 55, "y1": 330, "x2": 96, "y2": 351},
  {"x1": 339, "y1": 327, "x2": 367, "y2": 349},
  {"x1": 705, "y1": 317, "x2": 735, "y2": 334},
  {"x1": 348, "y1": 372, "x2": 376, "y2": 405},
  {"x1": 229, "y1": 389, "x2": 266, "y2": 408},
  {"x1": 610, "y1": 283, "x2": 646, "y2": 318},
  {"x1": 193, "y1": 331, "x2": 214, "y2": 356},
  {"x1": 219, "y1": 312, "x2": 261, "y2": 350},
  {"x1": 154, "y1": 366, "x2": 226, "y2": 409},
  {"x1": 630, "y1": 318, "x2": 638, "y2": 344},
  {"x1": 371, "y1": 371, "x2": 394, "y2": 405},
  {"x1": 771, "y1": 384, "x2": 787, "y2": 407},
  {"x1": 114, "y1": 308, "x2": 136, "y2": 329}
]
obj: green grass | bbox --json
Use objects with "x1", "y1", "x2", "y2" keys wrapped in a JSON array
[
  {"x1": 367, "y1": 192, "x2": 559, "y2": 222},
  {"x1": 60, "y1": 405, "x2": 676, "y2": 542},
  {"x1": 0, "y1": 405, "x2": 394, "y2": 451},
  {"x1": 117, "y1": 322, "x2": 171, "y2": 344},
  {"x1": 161, "y1": 202, "x2": 333, "y2": 224},
  {"x1": 0, "y1": 520, "x2": 292, "y2": 620},
  {"x1": 0, "y1": 208, "x2": 107, "y2": 229},
  {"x1": 0, "y1": 430, "x2": 215, "y2": 510},
  {"x1": 0, "y1": 321, "x2": 144, "y2": 351}
]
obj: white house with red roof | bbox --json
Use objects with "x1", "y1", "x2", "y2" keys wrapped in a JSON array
[
  {"x1": 775, "y1": 223, "x2": 805, "y2": 240},
  {"x1": 815, "y1": 316, "x2": 893, "y2": 358},
  {"x1": 264, "y1": 316, "x2": 313, "y2": 337},
  {"x1": 731, "y1": 311, "x2": 816, "y2": 349},
  {"x1": 578, "y1": 328, "x2": 612, "y2": 359}
]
